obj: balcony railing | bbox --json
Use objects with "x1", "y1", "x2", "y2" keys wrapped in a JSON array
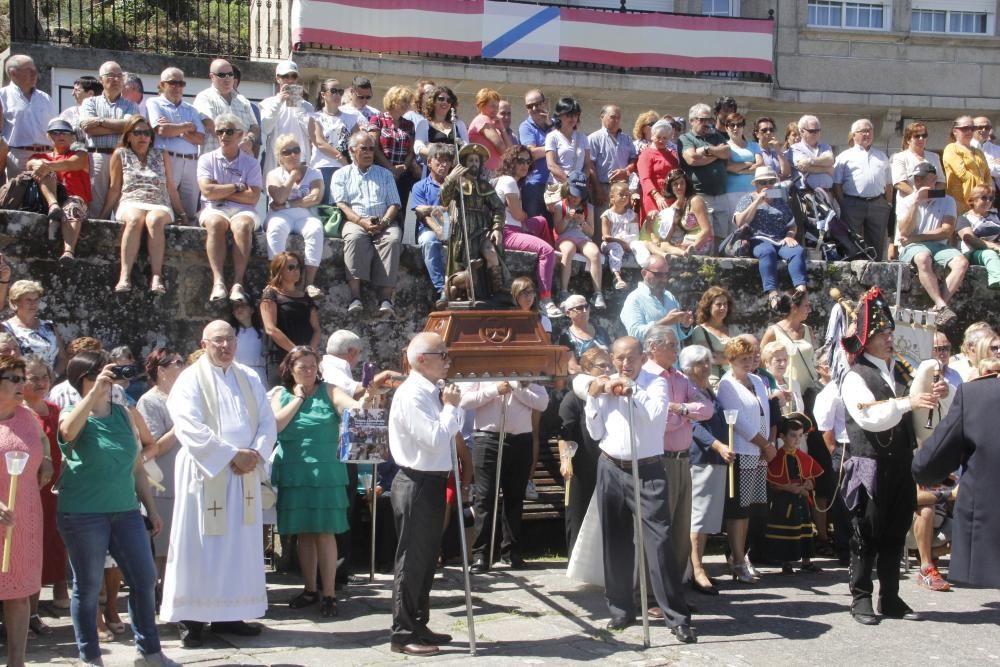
[
  {"x1": 8, "y1": 0, "x2": 290, "y2": 60},
  {"x1": 292, "y1": 0, "x2": 775, "y2": 82}
]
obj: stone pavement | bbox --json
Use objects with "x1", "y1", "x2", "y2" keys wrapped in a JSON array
[{"x1": 24, "y1": 554, "x2": 1000, "y2": 666}]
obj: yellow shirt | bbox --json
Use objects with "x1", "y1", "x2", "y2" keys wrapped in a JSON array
[{"x1": 942, "y1": 143, "x2": 990, "y2": 215}]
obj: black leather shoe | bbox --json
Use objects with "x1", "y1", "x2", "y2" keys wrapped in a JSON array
[
  {"x1": 606, "y1": 616, "x2": 635, "y2": 631},
  {"x1": 390, "y1": 641, "x2": 440, "y2": 656},
  {"x1": 470, "y1": 557, "x2": 490, "y2": 573},
  {"x1": 850, "y1": 601, "x2": 880, "y2": 626},
  {"x1": 690, "y1": 580, "x2": 719, "y2": 596},
  {"x1": 211, "y1": 620, "x2": 263, "y2": 636},
  {"x1": 879, "y1": 598, "x2": 922, "y2": 621},
  {"x1": 417, "y1": 630, "x2": 453, "y2": 645},
  {"x1": 178, "y1": 622, "x2": 204, "y2": 648},
  {"x1": 503, "y1": 555, "x2": 527, "y2": 569},
  {"x1": 671, "y1": 625, "x2": 697, "y2": 644}
]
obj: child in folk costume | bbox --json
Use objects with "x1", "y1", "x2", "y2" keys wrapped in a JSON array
[{"x1": 766, "y1": 413, "x2": 824, "y2": 574}]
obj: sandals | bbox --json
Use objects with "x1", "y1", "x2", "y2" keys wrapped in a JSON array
[
  {"x1": 114, "y1": 281, "x2": 132, "y2": 294},
  {"x1": 209, "y1": 282, "x2": 228, "y2": 303},
  {"x1": 320, "y1": 595, "x2": 338, "y2": 618},
  {"x1": 47, "y1": 203, "x2": 65, "y2": 224},
  {"x1": 150, "y1": 276, "x2": 167, "y2": 296},
  {"x1": 58, "y1": 250, "x2": 75, "y2": 265},
  {"x1": 29, "y1": 614, "x2": 53, "y2": 636},
  {"x1": 288, "y1": 590, "x2": 320, "y2": 609}
]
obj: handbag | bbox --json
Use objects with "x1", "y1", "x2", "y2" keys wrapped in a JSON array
[
  {"x1": 720, "y1": 223, "x2": 753, "y2": 258},
  {"x1": 318, "y1": 205, "x2": 344, "y2": 238}
]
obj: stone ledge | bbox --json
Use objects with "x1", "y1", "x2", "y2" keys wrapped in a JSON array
[{"x1": 0, "y1": 210, "x2": 992, "y2": 368}]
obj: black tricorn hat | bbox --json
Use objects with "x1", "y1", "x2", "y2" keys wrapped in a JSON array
[{"x1": 841, "y1": 286, "x2": 894, "y2": 355}]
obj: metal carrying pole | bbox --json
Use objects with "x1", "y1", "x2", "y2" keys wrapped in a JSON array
[
  {"x1": 626, "y1": 395, "x2": 650, "y2": 649},
  {"x1": 488, "y1": 394, "x2": 510, "y2": 568},
  {"x1": 369, "y1": 468, "x2": 377, "y2": 582},
  {"x1": 450, "y1": 431, "x2": 477, "y2": 655}
]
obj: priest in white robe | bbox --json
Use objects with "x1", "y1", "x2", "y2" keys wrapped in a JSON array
[{"x1": 161, "y1": 320, "x2": 277, "y2": 647}]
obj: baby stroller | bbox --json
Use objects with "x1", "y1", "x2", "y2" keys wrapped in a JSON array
[{"x1": 790, "y1": 175, "x2": 878, "y2": 261}]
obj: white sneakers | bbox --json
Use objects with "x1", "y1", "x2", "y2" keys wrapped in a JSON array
[{"x1": 541, "y1": 300, "x2": 564, "y2": 319}]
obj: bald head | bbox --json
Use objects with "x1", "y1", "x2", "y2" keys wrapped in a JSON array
[
  {"x1": 201, "y1": 320, "x2": 237, "y2": 368},
  {"x1": 407, "y1": 332, "x2": 450, "y2": 382}
]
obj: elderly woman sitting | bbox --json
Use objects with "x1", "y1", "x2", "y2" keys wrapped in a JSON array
[
  {"x1": 265, "y1": 134, "x2": 325, "y2": 297},
  {"x1": 733, "y1": 166, "x2": 808, "y2": 304}
]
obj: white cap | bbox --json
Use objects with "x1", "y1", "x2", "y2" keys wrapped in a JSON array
[{"x1": 275, "y1": 60, "x2": 298, "y2": 76}]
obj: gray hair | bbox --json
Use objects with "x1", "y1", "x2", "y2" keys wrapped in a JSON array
[
  {"x1": 326, "y1": 329, "x2": 363, "y2": 356},
  {"x1": 688, "y1": 103, "x2": 711, "y2": 122},
  {"x1": 160, "y1": 67, "x2": 184, "y2": 83},
  {"x1": 213, "y1": 112, "x2": 245, "y2": 132},
  {"x1": 850, "y1": 118, "x2": 872, "y2": 134},
  {"x1": 123, "y1": 73, "x2": 144, "y2": 94},
  {"x1": 5, "y1": 55, "x2": 33, "y2": 75},
  {"x1": 651, "y1": 119, "x2": 673, "y2": 138},
  {"x1": 98, "y1": 61, "x2": 122, "y2": 77},
  {"x1": 644, "y1": 325, "x2": 678, "y2": 353},
  {"x1": 348, "y1": 129, "x2": 372, "y2": 149},
  {"x1": 797, "y1": 114, "x2": 820, "y2": 131},
  {"x1": 426, "y1": 142, "x2": 455, "y2": 161},
  {"x1": 679, "y1": 344, "x2": 712, "y2": 374}
]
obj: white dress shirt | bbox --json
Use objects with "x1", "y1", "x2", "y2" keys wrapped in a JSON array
[
  {"x1": 320, "y1": 354, "x2": 360, "y2": 397},
  {"x1": 460, "y1": 382, "x2": 548, "y2": 435},
  {"x1": 388, "y1": 370, "x2": 463, "y2": 472},
  {"x1": 842, "y1": 353, "x2": 912, "y2": 432},
  {"x1": 813, "y1": 381, "x2": 848, "y2": 443},
  {"x1": 584, "y1": 369, "x2": 668, "y2": 460},
  {"x1": 833, "y1": 144, "x2": 891, "y2": 198}
]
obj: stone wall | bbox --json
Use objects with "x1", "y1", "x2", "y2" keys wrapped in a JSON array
[{"x1": 0, "y1": 209, "x2": 993, "y2": 368}]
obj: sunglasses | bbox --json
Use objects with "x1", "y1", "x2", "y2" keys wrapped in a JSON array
[
  {"x1": 326, "y1": 87, "x2": 344, "y2": 95},
  {"x1": 418, "y1": 351, "x2": 449, "y2": 360},
  {"x1": 975, "y1": 125, "x2": 993, "y2": 131},
  {"x1": 803, "y1": 127, "x2": 822, "y2": 134},
  {"x1": 0, "y1": 375, "x2": 25, "y2": 384},
  {"x1": 695, "y1": 117, "x2": 714, "y2": 122},
  {"x1": 515, "y1": 157, "x2": 532, "y2": 164},
  {"x1": 278, "y1": 73, "x2": 299, "y2": 79},
  {"x1": 757, "y1": 126, "x2": 775, "y2": 133},
  {"x1": 163, "y1": 80, "x2": 186, "y2": 87},
  {"x1": 932, "y1": 345, "x2": 952, "y2": 353},
  {"x1": 912, "y1": 133, "x2": 929, "y2": 139},
  {"x1": 435, "y1": 95, "x2": 450, "y2": 102},
  {"x1": 354, "y1": 93, "x2": 372, "y2": 100},
  {"x1": 727, "y1": 122, "x2": 745, "y2": 128},
  {"x1": 525, "y1": 101, "x2": 544, "y2": 110},
  {"x1": 215, "y1": 128, "x2": 240, "y2": 136},
  {"x1": 954, "y1": 126, "x2": 974, "y2": 132},
  {"x1": 211, "y1": 71, "x2": 235, "y2": 78},
  {"x1": 645, "y1": 269, "x2": 669, "y2": 276},
  {"x1": 131, "y1": 129, "x2": 153, "y2": 137},
  {"x1": 280, "y1": 146, "x2": 302, "y2": 156},
  {"x1": 567, "y1": 305, "x2": 589, "y2": 312}
]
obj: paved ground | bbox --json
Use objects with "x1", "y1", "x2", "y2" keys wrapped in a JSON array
[{"x1": 23, "y1": 554, "x2": 1000, "y2": 666}]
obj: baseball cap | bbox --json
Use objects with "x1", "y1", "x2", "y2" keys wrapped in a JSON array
[
  {"x1": 46, "y1": 118, "x2": 74, "y2": 133},
  {"x1": 909, "y1": 162, "x2": 937, "y2": 178},
  {"x1": 567, "y1": 170, "x2": 589, "y2": 198},
  {"x1": 275, "y1": 60, "x2": 299, "y2": 76}
]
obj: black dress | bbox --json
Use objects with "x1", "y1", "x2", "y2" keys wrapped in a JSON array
[{"x1": 261, "y1": 286, "x2": 317, "y2": 366}]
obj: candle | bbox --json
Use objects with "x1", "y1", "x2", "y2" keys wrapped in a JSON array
[
  {"x1": 723, "y1": 410, "x2": 739, "y2": 500},
  {"x1": 563, "y1": 441, "x2": 579, "y2": 507},
  {"x1": 2, "y1": 451, "x2": 29, "y2": 574}
]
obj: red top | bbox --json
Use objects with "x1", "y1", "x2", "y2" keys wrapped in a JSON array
[
  {"x1": 31, "y1": 150, "x2": 92, "y2": 203},
  {"x1": 636, "y1": 145, "x2": 679, "y2": 221},
  {"x1": 767, "y1": 447, "x2": 823, "y2": 486}
]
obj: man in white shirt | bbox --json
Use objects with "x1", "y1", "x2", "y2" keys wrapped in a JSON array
[
  {"x1": 147, "y1": 67, "x2": 205, "y2": 221},
  {"x1": 971, "y1": 116, "x2": 1000, "y2": 196},
  {"x1": 840, "y1": 288, "x2": 945, "y2": 626},
  {"x1": 812, "y1": 352, "x2": 850, "y2": 565},
  {"x1": 585, "y1": 336, "x2": 694, "y2": 643},
  {"x1": 790, "y1": 114, "x2": 835, "y2": 192},
  {"x1": 340, "y1": 76, "x2": 380, "y2": 124},
  {"x1": 258, "y1": 60, "x2": 314, "y2": 176},
  {"x1": 321, "y1": 329, "x2": 400, "y2": 399},
  {"x1": 162, "y1": 320, "x2": 277, "y2": 647},
  {"x1": 461, "y1": 379, "x2": 548, "y2": 572},
  {"x1": 0, "y1": 54, "x2": 56, "y2": 178},
  {"x1": 833, "y1": 118, "x2": 893, "y2": 260},
  {"x1": 388, "y1": 332, "x2": 462, "y2": 657},
  {"x1": 193, "y1": 59, "x2": 259, "y2": 156},
  {"x1": 896, "y1": 162, "x2": 968, "y2": 328}
]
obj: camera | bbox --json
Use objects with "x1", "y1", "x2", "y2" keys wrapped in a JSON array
[
  {"x1": 574, "y1": 206, "x2": 585, "y2": 215},
  {"x1": 111, "y1": 364, "x2": 139, "y2": 380}
]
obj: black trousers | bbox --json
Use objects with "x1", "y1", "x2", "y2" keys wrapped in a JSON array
[
  {"x1": 472, "y1": 431, "x2": 533, "y2": 562},
  {"x1": 390, "y1": 468, "x2": 448, "y2": 644},
  {"x1": 848, "y1": 457, "x2": 916, "y2": 609},
  {"x1": 829, "y1": 444, "x2": 851, "y2": 558},
  {"x1": 596, "y1": 455, "x2": 690, "y2": 629}
]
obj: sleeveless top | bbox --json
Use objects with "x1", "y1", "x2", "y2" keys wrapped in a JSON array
[
  {"x1": 3, "y1": 317, "x2": 59, "y2": 368},
  {"x1": 0, "y1": 405, "x2": 44, "y2": 599},
  {"x1": 261, "y1": 286, "x2": 317, "y2": 358},
  {"x1": 119, "y1": 147, "x2": 170, "y2": 208}
]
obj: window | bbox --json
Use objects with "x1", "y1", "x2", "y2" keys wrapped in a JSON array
[
  {"x1": 702, "y1": 0, "x2": 739, "y2": 16},
  {"x1": 912, "y1": 8, "x2": 988, "y2": 33},
  {"x1": 808, "y1": 1, "x2": 887, "y2": 30}
]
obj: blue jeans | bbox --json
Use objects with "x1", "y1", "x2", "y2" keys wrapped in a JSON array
[
  {"x1": 319, "y1": 166, "x2": 338, "y2": 206},
  {"x1": 57, "y1": 510, "x2": 160, "y2": 662},
  {"x1": 522, "y1": 181, "x2": 548, "y2": 218},
  {"x1": 751, "y1": 239, "x2": 807, "y2": 292},
  {"x1": 417, "y1": 228, "x2": 445, "y2": 292}
]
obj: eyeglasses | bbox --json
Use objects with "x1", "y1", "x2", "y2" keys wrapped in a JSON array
[
  {"x1": 131, "y1": 129, "x2": 153, "y2": 137},
  {"x1": 854, "y1": 128, "x2": 872, "y2": 134},
  {"x1": 207, "y1": 336, "x2": 236, "y2": 346},
  {"x1": 695, "y1": 117, "x2": 714, "y2": 122},
  {"x1": 525, "y1": 101, "x2": 545, "y2": 110},
  {"x1": 163, "y1": 80, "x2": 186, "y2": 87},
  {"x1": 215, "y1": 128, "x2": 240, "y2": 136},
  {"x1": 0, "y1": 375, "x2": 25, "y2": 384},
  {"x1": 416, "y1": 351, "x2": 449, "y2": 360},
  {"x1": 975, "y1": 124, "x2": 992, "y2": 131},
  {"x1": 567, "y1": 305, "x2": 589, "y2": 312},
  {"x1": 280, "y1": 146, "x2": 301, "y2": 156},
  {"x1": 101, "y1": 72, "x2": 124, "y2": 79},
  {"x1": 354, "y1": 145, "x2": 375, "y2": 152},
  {"x1": 912, "y1": 133, "x2": 929, "y2": 139},
  {"x1": 727, "y1": 122, "x2": 745, "y2": 128},
  {"x1": 211, "y1": 71, "x2": 235, "y2": 78},
  {"x1": 25, "y1": 374, "x2": 49, "y2": 384},
  {"x1": 48, "y1": 129, "x2": 74, "y2": 136},
  {"x1": 514, "y1": 157, "x2": 532, "y2": 164},
  {"x1": 954, "y1": 126, "x2": 974, "y2": 132},
  {"x1": 435, "y1": 95, "x2": 450, "y2": 102},
  {"x1": 326, "y1": 87, "x2": 344, "y2": 95},
  {"x1": 645, "y1": 269, "x2": 669, "y2": 276},
  {"x1": 757, "y1": 179, "x2": 778, "y2": 186},
  {"x1": 932, "y1": 345, "x2": 952, "y2": 353},
  {"x1": 803, "y1": 127, "x2": 822, "y2": 134},
  {"x1": 757, "y1": 126, "x2": 775, "y2": 133},
  {"x1": 284, "y1": 263, "x2": 300, "y2": 271},
  {"x1": 354, "y1": 93, "x2": 372, "y2": 100}
]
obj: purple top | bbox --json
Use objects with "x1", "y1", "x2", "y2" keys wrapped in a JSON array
[{"x1": 196, "y1": 148, "x2": 263, "y2": 213}]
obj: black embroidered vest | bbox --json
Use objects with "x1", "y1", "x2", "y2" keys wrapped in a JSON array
[{"x1": 844, "y1": 356, "x2": 915, "y2": 460}]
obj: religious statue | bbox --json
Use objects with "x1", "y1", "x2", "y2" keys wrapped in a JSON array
[{"x1": 439, "y1": 143, "x2": 509, "y2": 307}]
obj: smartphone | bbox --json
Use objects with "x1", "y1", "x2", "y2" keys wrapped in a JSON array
[
  {"x1": 927, "y1": 189, "x2": 946, "y2": 199},
  {"x1": 765, "y1": 187, "x2": 783, "y2": 199},
  {"x1": 361, "y1": 361, "x2": 376, "y2": 388}
]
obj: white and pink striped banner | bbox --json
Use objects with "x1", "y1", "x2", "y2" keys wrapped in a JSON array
[{"x1": 293, "y1": 0, "x2": 774, "y2": 75}]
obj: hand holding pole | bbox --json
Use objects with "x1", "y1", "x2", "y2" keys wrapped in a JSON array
[
  {"x1": 724, "y1": 410, "x2": 739, "y2": 500},
  {"x1": 2, "y1": 451, "x2": 29, "y2": 573},
  {"x1": 562, "y1": 441, "x2": 578, "y2": 507}
]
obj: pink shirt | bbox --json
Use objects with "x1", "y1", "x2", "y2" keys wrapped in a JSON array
[
  {"x1": 643, "y1": 361, "x2": 713, "y2": 452},
  {"x1": 468, "y1": 113, "x2": 504, "y2": 171}
]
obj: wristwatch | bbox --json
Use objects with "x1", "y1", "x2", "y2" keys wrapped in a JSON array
[
  {"x1": 233, "y1": 182, "x2": 247, "y2": 193},
  {"x1": 681, "y1": 405, "x2": 689, "y2": 416}
]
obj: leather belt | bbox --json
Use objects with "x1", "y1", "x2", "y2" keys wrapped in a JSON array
[
  {"x1": 662, "y1": 450, "x2": 689, "y2": 459},
  {"x1": 166, "y1": 151, "x2": 197, "y2": 159},
  {"x1": 601, "y1": 451, "x2": 662, "y2": 471},
  {"x1": 845, "y1": 194, "x2": 884, "y2": 202},
  {"x1": 400, "y1": 467, "x2": 450, "y2": 479},
  {"x1": 10, "y1": 144, "x2": 51, "y2": 152},
  {"x1": 88, "y1": 147, "x2": 116, "y2": 154}
]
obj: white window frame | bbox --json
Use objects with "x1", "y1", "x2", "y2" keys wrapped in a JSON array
[
  {"x1": 911, "y1": 8, "x2": 993, "y2": 35},
  {"x1": 702, "y1": 0, "x2": 740, "y2": 17},
  {"x1": 807, "y1": 0, "x2": 892, "y2": 32}
]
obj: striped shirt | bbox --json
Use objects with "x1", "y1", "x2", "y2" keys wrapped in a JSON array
[
  {"x1": 146, "y1": 95, "x2": 204, "y2": 156},
  {"x1": 192, "y1": 86, "x2": 256, "y2": 154},
  {"x1": 0, "y1": 84, "x2": 56, "y2": 148},
  {"x1": 80, "y1": 93, "x2": 140, "y2": 149},
  {"x1": 331, "y1": 163, "x2": 400, "y2": 217}
]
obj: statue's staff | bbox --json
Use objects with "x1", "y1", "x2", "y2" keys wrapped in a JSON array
[{"x1": 451, "y1": 108, "x2": 476, "y2": 304}]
